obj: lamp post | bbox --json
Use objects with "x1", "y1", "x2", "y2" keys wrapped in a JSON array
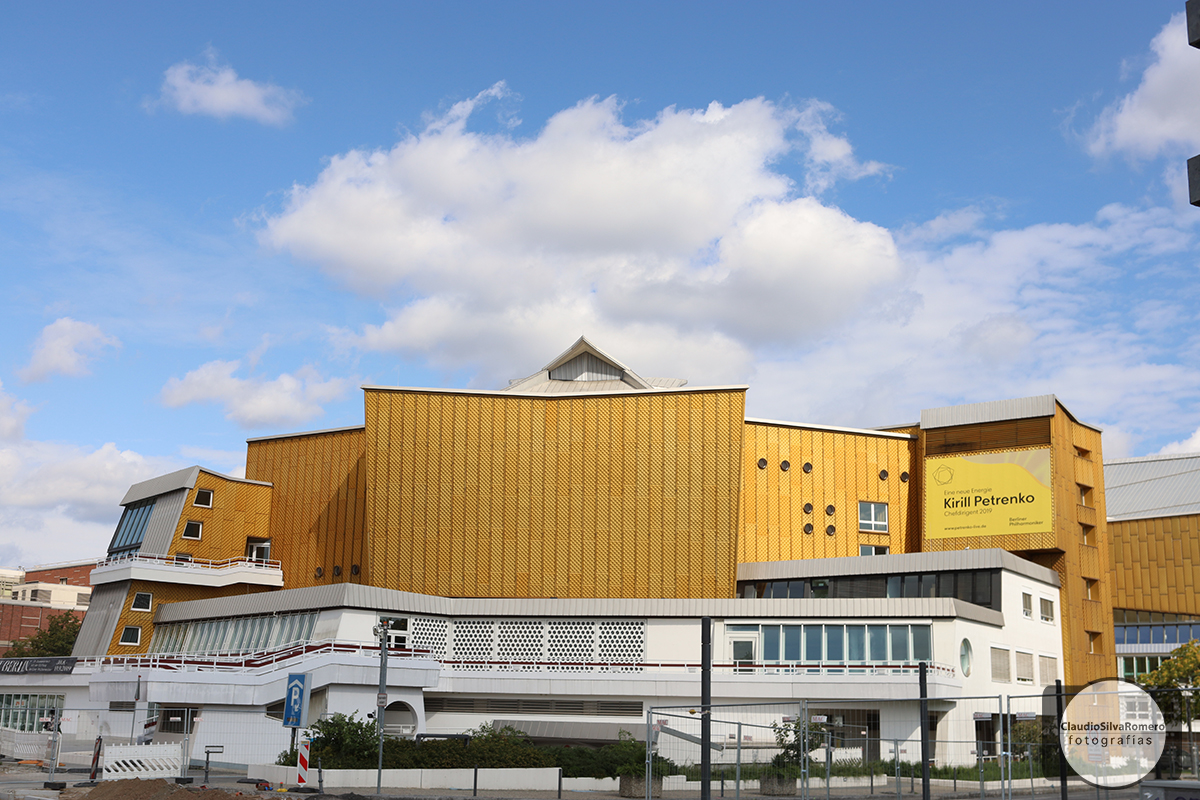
[
  {"x1": 1189, "y1": 0, "x2": 1200, "y2": 206},
  {"x1": 373, "y1": 622, "x2": 389, "y2": 795}
]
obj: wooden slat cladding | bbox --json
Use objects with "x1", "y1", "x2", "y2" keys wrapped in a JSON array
[
  {"x1": 362, "y1": 388, "x2": 746, "y2": 599},
  {"x1": 245, "y1": 428, "x2": 367, "y2": 590},
  {"x1": 1111, "y1": 514, "x2": 1200, "y2": 617},
  {"x1": 924, "y1": 418, "x2": 1051, "y2": 455}
]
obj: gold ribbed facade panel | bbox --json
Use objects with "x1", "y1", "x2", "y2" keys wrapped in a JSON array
[
  {"x1": 1111, "y1": 514, "x2": 1200, "y2": 616},
  {"x1": 166, "y1": 474, "x2": 271, "y2": 563},
  {"x1": 245, "y1": 428, "x2": 367, "y2": 589},
  {"x1": 106, "y1": 579, "x2": 269, "y2": 655},
  {"x1": 737, "y1": 424, "x2": 918, "y2": 563},
  {"x1": 363, "y1": 388, "x2": 747, "y2": 598}
]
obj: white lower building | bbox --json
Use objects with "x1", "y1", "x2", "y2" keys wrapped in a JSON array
[{"x1": 0, "y1": 549, "x2": 1062, "y2": 769}]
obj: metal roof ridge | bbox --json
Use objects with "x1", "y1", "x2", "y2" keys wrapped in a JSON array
[{"x1": 1105, "y1": 451, "x2": 1200, "y2": 466}]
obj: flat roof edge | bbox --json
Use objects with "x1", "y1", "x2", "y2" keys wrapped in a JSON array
[
  {"x1": 247, "y1": 425, "x2": 366, "y2": 443},
  {"x1": 745, "y1": 418, "x2": 917, "y2": 440},
  {"x1": 361, "y1": 384, "x2": 749, "y2": 399}
]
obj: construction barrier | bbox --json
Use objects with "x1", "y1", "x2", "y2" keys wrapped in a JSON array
[{"x1": 103, "y1": 743, "x2": 184, "y2": 780}]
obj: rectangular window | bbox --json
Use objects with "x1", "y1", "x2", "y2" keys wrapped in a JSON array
[
  {"x1": 1081, "y1": 524, "x2": 1094, "y2": 546},
  {"x1": 868, "y1": 625, "x2": 888, "y2": 661},
  {"x1": 826, "y1": 625, "x2": 844, "y2": 661},
  {"x1": 859, "y1": 545, "x2": 890, "y2": 556},
  {"x1": 911, "y1": 625, "x2": 932, "y2": 661},
  {"x1": 182, "y1": 521, "x2": 202, "y2": 540},
  {"x1": 76, "y1": 593, "x2": 90, "y2": 606},
  {"x1": 1078, "y1": 484, "x2": 1092, "y2": 507},
  {"x1": 1040, "y1": 598, "x2": 1055, "y2": 623},
  {"x1": 246, "y1": 538, "x2": 272, "y2": 562},
  {"x1": 1015, "y1": 651, "x2": 1034, "y2": 683},
  {"x1": 763, "y1": 625, "x2": 780, "y2": 661},
  {"x1": 804, "y1": 625, "x2": 823, "y2": 661},
  {"x1": 1022, "y1": 593, "x2": 1033, "y2": 618},
  {"x1": 991, "y1": 647, "x2": 1011, "y2": 682},
  {"x1": 194, "y1": 489, "x2": 213, "y2": 508},
  {"x1": 119, "y1": 626, "x2": 141, "y2": 646},
  {"x1": 783, "y1": 626, "x2": 802, "y2": 661},
  {"x1": 847, "y1": 626, "x2": 866, "y2": 661},
  {"x1": 858, "y1": 501, "x2": 888, "y2": 532},
  {"x1": 131, "y1": 592, "x2": 152, "y2": 612},
  {"x1": 1089, "y1": 632, "x2": 1101, "y2": 654},
  {"x1": 890, "y1": 625, "x2": 909, "y2": 662},
  {"x1": 1085, "y1": 579, "x2": 1098, "y2": 601},
  {"x1": 59, "y1": 578, "x2": 67, "y2": 584},
  {"x1": 1039, "y1": 655, "x2": 1058, "y2": 685}
]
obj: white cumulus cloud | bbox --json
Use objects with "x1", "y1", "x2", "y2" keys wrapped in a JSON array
[
  {"x1": 19, "y1": 317, "x2": 120, "y2": 382},
  {"x1": 0, "y1": 381, "x2": 33, "y2": 441},
  {"x1": 1158, "y1": 428, "x2": 1200, "y2": 455},
  {"x1": 160, "y1": 360, "x2": 351, "y2": 428},
  {"x1": 150, "y1": 48, "x2": 307, "y2": 126},
  {"x1": 1087, "y1": 14, "x2": 1200, "y2": 159},
  {"x1": 265, "y1": 85, "x2": 902, "y2": 384}
]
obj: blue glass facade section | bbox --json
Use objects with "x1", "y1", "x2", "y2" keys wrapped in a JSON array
[{"x1": 108, "y1": 499, "x2": 155, "y2": 554}]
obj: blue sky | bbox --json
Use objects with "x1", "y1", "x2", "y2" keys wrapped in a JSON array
[{"x1": 2, "y1": 2, "x2": 1198, "y2": 567}]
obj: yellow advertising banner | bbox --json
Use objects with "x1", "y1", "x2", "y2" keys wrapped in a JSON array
[{"x1": 924, "y1": 448, "x2": 1052, "y2": 539}]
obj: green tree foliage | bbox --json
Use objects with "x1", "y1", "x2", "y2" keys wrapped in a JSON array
[
  {"x1": 2, "y1": 612, "x2": 81, "y2": 658},
  {"x1": 1141, "y1": 640, "x2": 1200, "y2": 726}
]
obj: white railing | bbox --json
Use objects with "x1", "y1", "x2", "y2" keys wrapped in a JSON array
[
  {"x1": 95, "y1": 553, "x2": 282, "y2": 572},
  {"x1": 77, "y1": 640, "x2": 954, "y2": 679}
]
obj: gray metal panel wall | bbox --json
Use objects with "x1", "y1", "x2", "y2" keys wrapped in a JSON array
[
  {"x1": 549, "y1": 352, "x2": 623, "y2": 382},
  {"x1": 1105, "y1": 453, "x2": 1200, "y2": 521},
  {"x1": 72, "y1": 581, "x2": 130, "y2": 657},
  {"x1": 138, "y1": 489, "x2": 188, "y2": 555}
]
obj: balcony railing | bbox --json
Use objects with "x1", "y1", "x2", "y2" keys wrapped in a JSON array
[
  {"x1": 95, "y1": 553, "x2": 282, "y2": 572},
  {"x1": 77, "y1": 639, "x2": 955, "y2": 679}
]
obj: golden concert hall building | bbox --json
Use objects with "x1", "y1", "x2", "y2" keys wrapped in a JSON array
[{"x1": 71, "y1": 337, "x2": 1114, "y2": 687}]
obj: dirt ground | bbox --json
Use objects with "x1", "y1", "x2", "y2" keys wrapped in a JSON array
[{"x1": 60, "y1": 779, "x2": 252, "y2": 800}]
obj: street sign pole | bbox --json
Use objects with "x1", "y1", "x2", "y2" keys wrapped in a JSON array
[{"x1": 374, "y1": 622, "x2": 389, "y2": 795}]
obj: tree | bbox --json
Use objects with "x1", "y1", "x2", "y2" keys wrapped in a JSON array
[
  {"x1": 1140, "y1": 639, "x2": 1200, "y2": 726},
  {"x1": 2, "y1": 611, "x2": 81, "y2": 658}
]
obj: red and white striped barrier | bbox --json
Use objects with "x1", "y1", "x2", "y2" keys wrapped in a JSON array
[{"x1": 297, "y1": 737, "x2": 310, "y2": 786}]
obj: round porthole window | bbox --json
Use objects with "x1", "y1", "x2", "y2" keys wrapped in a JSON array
[
  {"x1": 804, "y1": 523, "x2": 814, "y2": 534},
  {"x1": 879, "y1": 469, "x2": 888, "y2": 480},
  {"x1": 803, "y1": 462, "x2": 813, "y2": 473},
  {"x1": 900, "y1": 472, "x2": 910, "y2": 483},
  {"x1": 803, "y1": 503, "x2": 813, "y2": 514},
  {"x1": 757, "y1": 458, "x2": 767, "y2": 469},
  {"x1": 781, "y1": 460, "x2": 790, "y2": 472},
  {"x1": 960, "y1": 639, "x2": 973, "y2": 677},
  {"x1": 826, "y1": 504, "x2": 836, "y2": 515},
  {"x1": 825, "y1": 525, "x2": 836, "y2": 536}
]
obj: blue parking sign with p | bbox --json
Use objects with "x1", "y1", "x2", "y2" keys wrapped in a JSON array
[{"x1": 284, "y1": 673, "x2": 311, "y2": 728}]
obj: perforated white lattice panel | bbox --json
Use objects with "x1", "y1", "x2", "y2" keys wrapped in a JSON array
[
  {"x1": 598, "y1": 620, "x2": 645, "y2": 671},
  {"x1": 547, "y1": 620, "x2": 596, "y2": 670},
  {"x1": 496, "y1": 620, "x2": 544, "y2": 665},
  {"x1": 451, "y1": 619, "x2": 494, "y2": 667},
  {"x1": 410, "y1": 616, "x2": 448, "y2": 658}
]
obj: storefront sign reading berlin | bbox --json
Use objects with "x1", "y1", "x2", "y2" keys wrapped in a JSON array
[
  {"x1": 924, "y1": 448, "x2": 1052, "y2": 539},
  {"x1": 1059, "y1": 679, "x2": 1166, "y2": 788},
  {"x1": 0, "y1": 657, "x2": 77, "y2": 675}
]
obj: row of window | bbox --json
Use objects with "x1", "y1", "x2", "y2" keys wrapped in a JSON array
[
  {"x1": 738, "y1": 569, "x2": 1003, "y2": 611},
  {"x1": 988, "y1": 646, "x2": 1058, "y2": 685},
  {"x1": 0, "y1": 693, "x2": 64, "y2": 732},
  {"x1": 106, "y1": 489, "x2": 214, "y2": 557},
  {"x1": 1120, "y1": 655, "x2": 1167, "y2": 682},
  {"x1": 1114, "y1": 624, "x2": 1200, "y2": 646},
  {"x1": 1020, "y1": 593, "x2": 1056, "y2": 623},
  {"x1": 1115, "y1": 609, "x2": 1200, "y2": 625},
  {"x1": 725, "y1": 623, "x2": 933, "y2": 664},
  {"x1": 147, "y1": 611, "x2": 318, "y2": 654}
]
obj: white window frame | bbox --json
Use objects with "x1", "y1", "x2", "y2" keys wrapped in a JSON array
[
  {"x1": 194, "y1": 489, "x2": 213, "y2": 508},
  {"x1": 990, "y1": 645, "x2": 1011, "y2": 683},
  {"x1": 1022, "y1": 592, "x2": 1033, "y2": 618},
  {"x1": 858, "y1": 501, "x2": 888, "y2": 532},
  {"x1": 182, "y1": 521, "x2": 203, "y2": 540},
  {"x1": 1040, "y1": 596, "x2": 1055, "y2": 623},
  {"x1": 1014, "y1": 649, "x2": 1035, "y2": 684},
  {"x1": 131, "y1": 592, "x2": 152, "y2": 612},
  {"x1": 119, "y1": 626, "x2": 141, "y2": 646}
]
